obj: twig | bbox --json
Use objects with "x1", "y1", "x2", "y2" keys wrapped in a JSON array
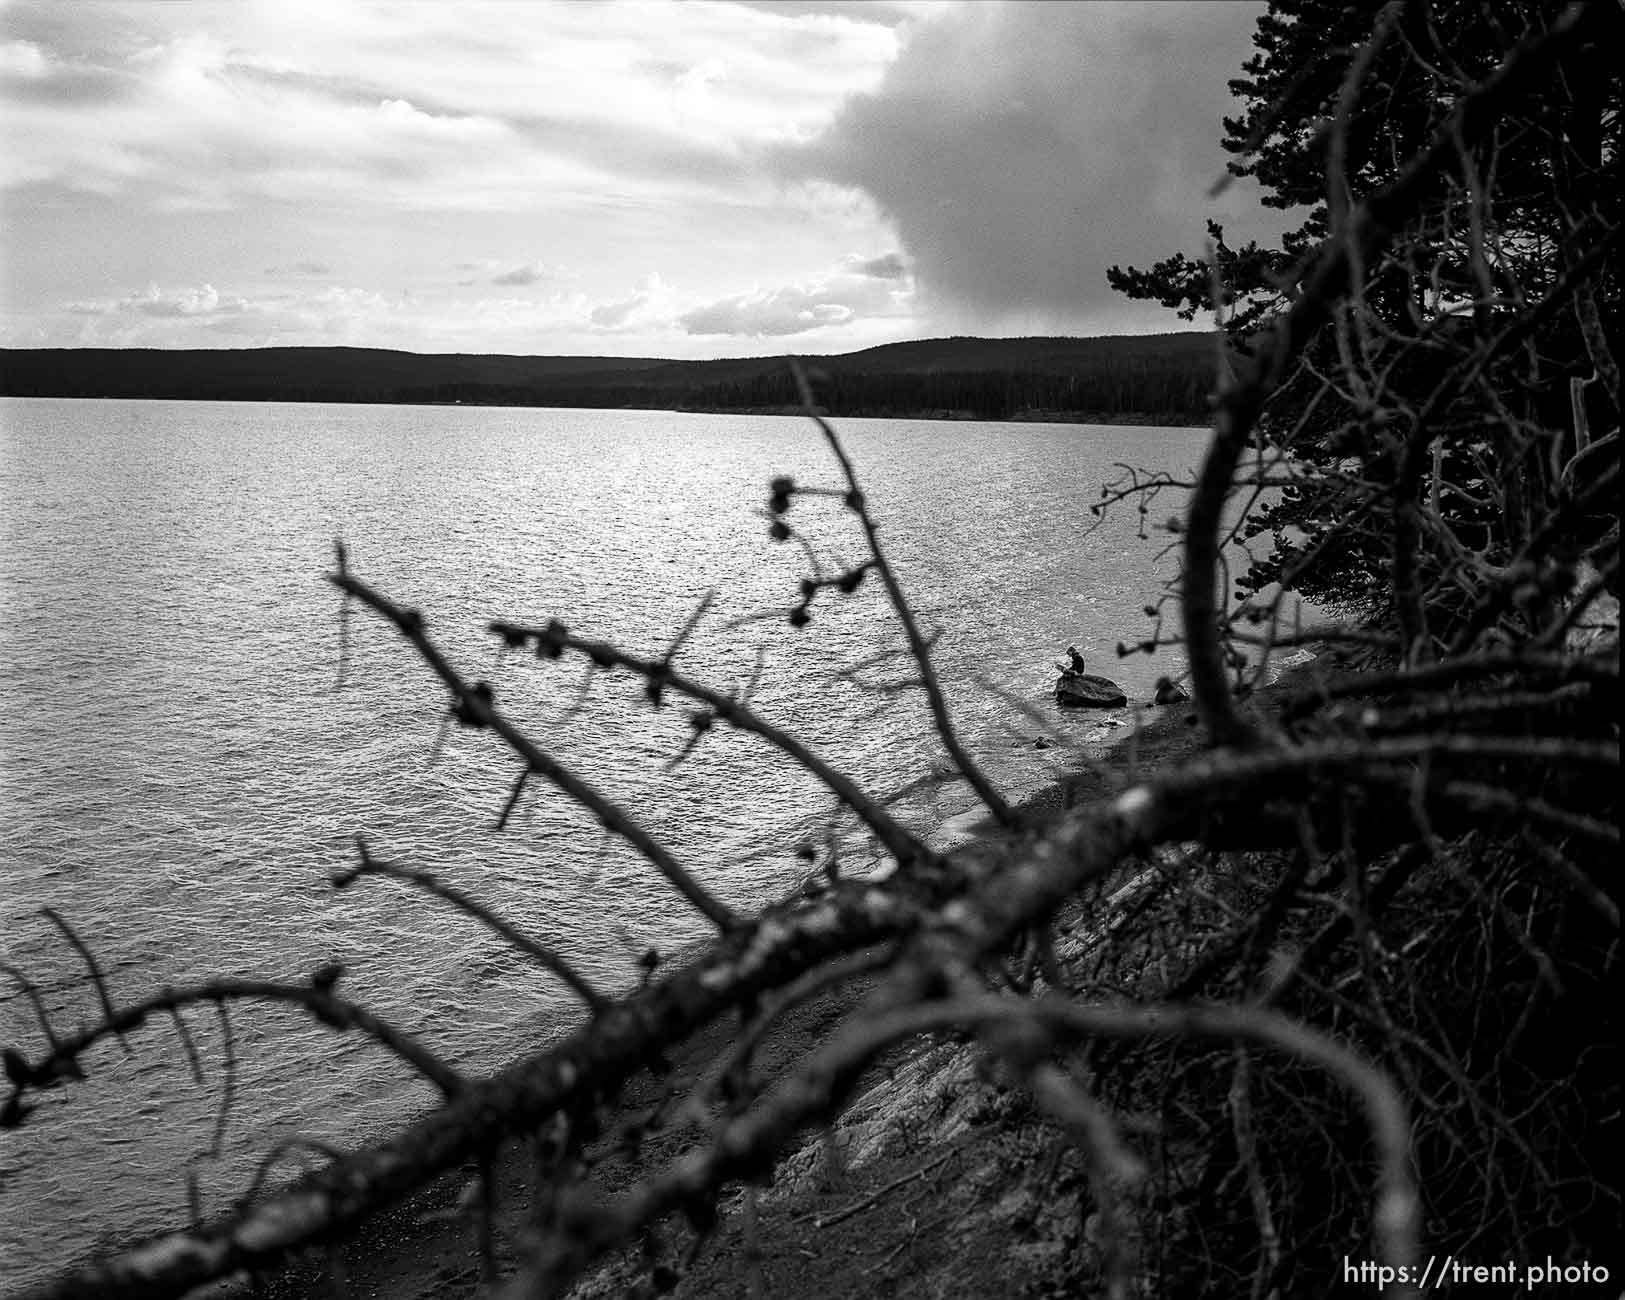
[
  {"x1": 0, "y1": 961, "x2": 65, "y2": 1054},
  {"x1": 494, "y1": 618, "x2": 937, "y2": 874},
  {"x1": 1182, "y1": 1, "x2": 1597, "y2": 746},
  {"x1": 334, "y1": 837, "x2": 605, "y2": 1011},
  {"x1": 4, "y1": 974, "x2": 464, "y2": 1110},
  {"x1": 790, "y1": 361, "x2": 1014, "y2": 827},
  {"x1": 328, "y1": 565, "x2": 737, "y2": 932},
  {"x1": 555, "y1": 994, "x2": 1417, "y2": 1299},
  {"x1": 806, "y1": 1149, "x2": 956, "y2": 1230},
  {"x1": 210, "y1": 1001, "x2": 237, "y2": 1158},
  {"x1": 41, "y1": 907, "x2": 129, "y2": 1052}
]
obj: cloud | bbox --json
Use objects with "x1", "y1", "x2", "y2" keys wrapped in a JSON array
[
  {"x1": 0, "y1": 39, "x2": 49, "y2": 79},
  {"x1": 680, "y1": 264, "x2": 910, "y2": 337},
  {"x1": 77, "y1": 282, "x2": 246, "y2": 318},
  {"x1": 55, "y1": 281, "x2": 386, "y2": 340},
  {"x1": 1, "y1": 2, "x2": 921, "y2": 355},
  {"x1": 19, "y1": 264, "x2": 921, "y2": 356},
  {"x1": 263, "y1": 260, "x2": 333, "y2": 276},
  {"x1": 49, "y1": 280, "x2": 524, "y2": 349},
  {"x1": 2, "y1": 1, "x2": 1276, "y2": 353},
  {"x1": 0, "y1": 3, "x2": 902, "y2": 211},
  {"x1": 587, "y1": 273, "x2": 670, "y2": 330},
  {"x1": 491, "y1": 261, "x2": 567, "y2": 286},
  {"x1": 845, "y1": 251, "x2": 908, "y2": 280},
  {"x1": 138, "y1": 284, "x2": 233, "y2": 317},
  {"x1": 590, "y1": 294, "x2": 646, "y2": 329},
  {"x1": 773, "y1": 1, "x2": 1269, "y2": 331},
  {"x1": 725, "y1": 1, "x2": 931, "y2": 21},
  {"x1": 0, "y1": 26, "x2": 584, "y2": 207}
]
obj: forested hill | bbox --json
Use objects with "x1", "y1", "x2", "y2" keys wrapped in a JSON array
[{"x1": 0, "y1": 333, "x2": 1213, "y2": 422}]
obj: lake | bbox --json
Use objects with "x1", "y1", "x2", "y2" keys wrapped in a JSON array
[{"x1": 0, "y1": 397, "x2": 1213, "y2": 1288}]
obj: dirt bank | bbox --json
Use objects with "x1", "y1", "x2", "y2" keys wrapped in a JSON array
[{"x1": 248, "y1": 646, "x2": 1351, "y2": 1300}]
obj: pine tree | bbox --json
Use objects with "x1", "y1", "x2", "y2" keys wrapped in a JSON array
[{"x1": 1110, "y1": 0, "x2": 1621, "y2": 629}]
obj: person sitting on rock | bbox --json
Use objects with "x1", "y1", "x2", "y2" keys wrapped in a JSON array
[{"x1": 1064, "y1": 645, "x2": 1088, "y2": 674}]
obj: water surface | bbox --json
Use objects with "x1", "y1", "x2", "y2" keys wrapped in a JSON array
[{"x1": 0, "y1": 398, "x2": 1210, "y2": 1286}]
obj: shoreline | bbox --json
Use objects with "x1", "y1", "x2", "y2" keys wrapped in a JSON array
[
  {"x1": 672, "y1": 405, "x2": 1199, "y2": 427},
  {"x1": 245, "y1": 646, "x2": 1337, "y2": 1299},
  {"x1": 0, "y1": 392, "x2": 1200, "y2": 429}
]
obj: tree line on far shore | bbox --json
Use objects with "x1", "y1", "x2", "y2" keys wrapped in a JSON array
[{"x1": 0, "y1": 332, "x2": 1213, "y2": 423}]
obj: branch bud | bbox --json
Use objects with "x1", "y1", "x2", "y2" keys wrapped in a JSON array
[
  {"x1": 452, "y1": 681, "x2": 495, "y2": 728},
  {"x1": 536, "y1": 619, "x2": 568, "y2": 659},
  {"x1": 4, "y1": 1047, "x2": 32, "y2": 1089}
]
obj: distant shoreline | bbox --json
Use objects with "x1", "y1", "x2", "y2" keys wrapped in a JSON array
[
  {"x1": 673, "y1": 404, "x2": 1196, "y2": 426},
  {"x1": 0, "y1": 334, "x2": 1216, "y2": 427}
]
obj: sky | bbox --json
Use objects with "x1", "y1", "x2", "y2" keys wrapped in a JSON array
[{"x1": 0, "y1": 0, "x2": 1272, "y2": 358}]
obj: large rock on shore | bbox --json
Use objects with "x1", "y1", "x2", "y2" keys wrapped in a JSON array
[{"x1": 1055, "y1": 671, "x2": 1128, "y2": 708}]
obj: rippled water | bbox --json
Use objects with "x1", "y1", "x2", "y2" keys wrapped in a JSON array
[{"x1": 0, "y1": 398, "x2": 1209, "y2": 1287}]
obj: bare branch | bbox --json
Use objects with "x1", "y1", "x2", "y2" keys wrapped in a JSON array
[
  {"x1": 789, "y1": 361, "x2": 1014, "y2": 826},
  {"x1": 1183, "y1": 1, "x2": 1599, "y2": 745},
  {"x1": 40, "y1": 908, "x2": 129, "y2": 1053},
  {"x1": 493, "y1": 617, "x2": 938, "y2": 874},
  {"x1": 328, "y1": 564, "x2": 738, "y2": 932},
  {"x1": 333, "y1": 837, "x2": 606, "y2": 1011},
  {"x1": 4, "y1": 973, "x2": 463, "y2": 1116}
]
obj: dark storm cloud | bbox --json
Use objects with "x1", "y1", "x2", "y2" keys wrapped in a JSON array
[
  {"x1": 773, "y1": 2, "x2": 1269, "y2": 329},
  {"x1": 850, "y1": 251, "x2": 909, "y2": 280}
]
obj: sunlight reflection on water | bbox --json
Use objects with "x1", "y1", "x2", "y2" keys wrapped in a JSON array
[{"x1": 0, "y1": 398, "x2": 1215, "y2": 1285}]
